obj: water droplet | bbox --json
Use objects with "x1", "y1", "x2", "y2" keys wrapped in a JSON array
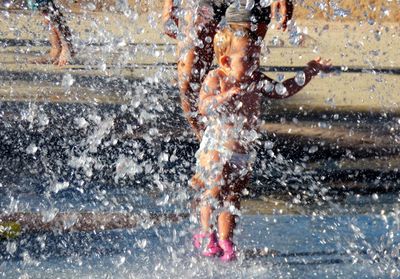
[
  {"x1": 42, "y1": 208, "x2": 59, "y2": 223},
  {"x1": 86, "y1": 2, "x2": 96, "y2": 11},
  {"x1": 275, "y1": 83, "x2": 287, "y2": 96},
  {"x1": 308, "y1": 146, "x2": 318, "y2": 154},
  {"x1": 38, "y1": 114, "x2": 49, "y2": 126},
  {"x1": 333, "y1": 7, "x2": 350, "y2": 18},
  {"x1": 61, "y1": 73, "x2": 74, "y2": 89},
  {"x1": 3, "y1": 1, "x2": 11, "y2": 8},
  {"x1": 294, "y1": 71, "x2": 306, "y2": 86},
  {"x1": 318, "y1": 122, "x2": 328, "y2": 129},
  {"x1": 6, "y1": 242, "x2": 17, "y2": 254},
  {"x1": 264, "y1": 141, "x2": 274, "y2": 149},
  {"x1": 277, "y1": 73, "x2": 285, "y2": 82},
  {"x1": 263, "y1": 80, "x2": 274, "y2": 93},
  {"x1": 260, "y1": 0, "x2": 272, "y2": 7},
  {"x1": 245, "y1": 0, "x2": 255, "y2": 10},
  {"x1": 325, "y1": 98, "x2": 336, "y2": 107},
  {"x1": 74, "y1": 117, "x2": 89, "y2": 129},
  {"x1": 270, "y1": 36, "x2": 284, "y2": 47},
  {"x1": 26, "y1": 143, "x2": 38, "y2": 154},
  {"x1": 374, "y1": 30, "x2": 381, "y2": 41},
  {"x1": 137, "y1": 239, "x2": 147, "y2": 249},
  {"x1": 115, "y1": 255, "x2": 126, "y2": 267},
  {"x1": 51, "y1": 181, "x2": 70, "y2": 194},
  {"x1": 245, "y1": 64, "x2": 258, "y2": 77},
  {"x1": 164, "y1": 18, "x2": 178, "y2": 37}
]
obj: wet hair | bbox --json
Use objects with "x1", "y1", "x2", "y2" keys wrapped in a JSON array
[{"x1": 213, "y1": 23, "x2": 261, "y2": 62}]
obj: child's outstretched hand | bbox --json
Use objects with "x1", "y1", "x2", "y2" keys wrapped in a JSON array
[{"x1": 307, "y1": 57, "x2": 332, "y2": 75}]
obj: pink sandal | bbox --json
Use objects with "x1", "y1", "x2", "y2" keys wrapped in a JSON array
[
  {"x1": 218, "y1": 239, "x2": 237, "y2": 262},
  {"x1": 193, "y1": 231, "x2": 223, "y2": 257}
]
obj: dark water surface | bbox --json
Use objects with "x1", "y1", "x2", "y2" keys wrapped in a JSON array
[{"x1": 0, "y1": 89, "x2": 399, "y2": 278}]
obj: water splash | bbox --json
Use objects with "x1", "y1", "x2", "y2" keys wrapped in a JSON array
[{"x1": 0, "y1": 1, "x2": 399, "y2": 278}]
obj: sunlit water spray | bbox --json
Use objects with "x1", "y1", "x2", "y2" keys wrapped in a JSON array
[{"x1": 1, "y1": 0, "x2": 400, "y2": 278}]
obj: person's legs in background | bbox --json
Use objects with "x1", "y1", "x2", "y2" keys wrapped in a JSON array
[{"x1": 34, "y1": 0, "x2": 74, "y2": 66}]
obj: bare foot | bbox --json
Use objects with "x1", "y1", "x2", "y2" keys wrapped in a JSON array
[
  {"x1": 54, "y1": 47, "x2": 71, "y2": 67},
  {"x1": 49, "y1": 46, "x2": 61, "y2": 60}
]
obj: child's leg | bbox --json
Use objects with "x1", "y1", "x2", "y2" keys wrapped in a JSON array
[
  {"x1": 217, "y1": 172, "x2": 251, "y2": 240},
  {"x1": 215, "y1": 158, "x2": 253, "y2": 261},
  {"x1": 195, "y1": 151, "x2": 251, "y2": 236},
  {"x1": 191, "y1": 179, "x2": 223, "y2": 256},
  {"x1": 38, "y1": 0, "x2": 74, "y2": 66},
  {"x1": 191, "y1": 173, "x2": 214, "y2": 232},
  {"x1": 52, "y1": 24, "x2": 71, "y2": 66},
  {"x1": 49, "y1": 3, "x2": 74, "y2": 66},
  {"x1": 49, "y1": 24, "x2": 62, "y2": 59},
  {"x1": 32, "y1": 17, "x2": 61, "y2": 64},
  {"x1": 191, "y1": 150, "x2": 225, "y2": 256},
  {"x1": 193, "y1": 185, "x2": 224, "y2": 256}
]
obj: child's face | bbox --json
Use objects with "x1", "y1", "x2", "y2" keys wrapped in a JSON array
[{"x1": 224, "y1": 37, "x2": 260, "y2": 81}]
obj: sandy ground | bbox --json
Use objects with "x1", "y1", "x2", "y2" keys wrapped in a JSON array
[
  {"x1": 0, "y1": 10, "x2": 399, "y2": 148},
  {"x1": 0, "y1": 10, "x2": 399, "y2": 110},
  {"x1": 0, "y1": 10, "x2": 399, "y2": 166},
  {"x1": 4, "y1": 0, "x2": 400, "y2": 21}
]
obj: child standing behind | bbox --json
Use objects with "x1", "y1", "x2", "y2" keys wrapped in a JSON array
[
  {"x1": 30, "y1": 0, "x2": 75, "y2": 66},
  {"x1": 191, "y1": 24, "x2": 331, "y2": 261}
]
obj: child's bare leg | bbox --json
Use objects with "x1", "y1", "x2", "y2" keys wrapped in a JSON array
[
  {"x1": 53, "y1": 27, "x2": 70, "y2": 66},
  {"x1": 43, "y1": 0, "x2": 74, "y2": 66},
  {"x1": 217, "y1": 170, "x2": 251, "y2": 240},
  {"x1": 216, "y1": 172, "x2": 250, "y2": 261},
  {"x1": 200, "y1": 205, "x2": 213, "y2": 232},
  {"x1": 217, "y1": 193, "x2": 241, "y2": 240},
  {"x1": 49, "y1": 25, "x2": 62, "y2": 60},
  {"x1": 192, "y1": 150, "x2": 222, "y2": 228},
  {"x1": 192, "y1": 175, "x2": 223, "y2": 255},
  {"x1": 31, "y1": 19, "x2": 61, "y2": 64},
  {"x1": 218, "y1": 211, "x2": 236, "y2": 240}
]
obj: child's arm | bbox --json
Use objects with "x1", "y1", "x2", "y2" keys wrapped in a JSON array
[
  {"x1": 198, "y1": 72, "x2": 223, "y2": 115},
  {"x1": 199, "y1": 71, "x2": 241, "y2": 116},
  {"x1": 261, "y1": 57, "x2": 332, "y2": 99}
]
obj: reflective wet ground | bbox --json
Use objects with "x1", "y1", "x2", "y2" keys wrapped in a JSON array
[{"x1": 1, "y1": 196, "x2": 400, "y2": 278}]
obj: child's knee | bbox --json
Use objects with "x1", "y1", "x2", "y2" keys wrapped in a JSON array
[
  {"x1": 207, "y1": 186, "x2": 221, "y2": 199},
  {"x1": 223, "y1": 193, "x2": 241, "y2": 210}
]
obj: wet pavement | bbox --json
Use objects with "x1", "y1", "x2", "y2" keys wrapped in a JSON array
[{"x1": 1, "y1": 209, "x2": 400, "y2": 278}]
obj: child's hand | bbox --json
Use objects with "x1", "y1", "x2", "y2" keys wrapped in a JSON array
[
  {"x1": 307, "y1": 57, "x2": 332, "y2": 75},
  {"x1": 307, "y1": 57, "x2": 332, "y2": 73}
]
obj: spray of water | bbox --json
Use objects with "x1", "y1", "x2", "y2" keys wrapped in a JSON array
[{"x1": 0, "y1": 0, "x2": 399, "y2": 278}]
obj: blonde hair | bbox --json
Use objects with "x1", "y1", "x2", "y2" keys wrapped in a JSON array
[{"x1": 213, "y1": 23, "x2": 263, "y2": 62}]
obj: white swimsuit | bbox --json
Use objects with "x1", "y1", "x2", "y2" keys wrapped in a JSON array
[{"x1": 195, "y1": 115, "x2": 258, "y2": 186}]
